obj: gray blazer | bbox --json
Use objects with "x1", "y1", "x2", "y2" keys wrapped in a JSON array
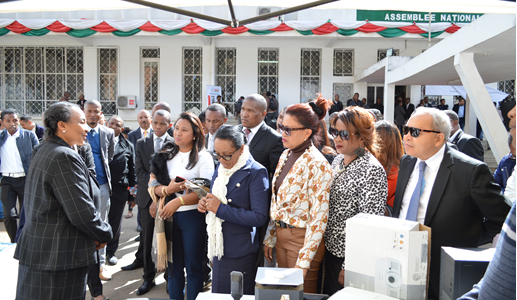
[
  {"x1": 135, "y1": 133, "x2": 174, "y2": 208},
  {"x1": 14, "y1": 135, "x2": 112, "y2": 270},
  {"x1": 94, "y1": 125, "x2": 115, "y2": 193}
]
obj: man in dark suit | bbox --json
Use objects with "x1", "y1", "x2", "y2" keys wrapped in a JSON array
[
  {"x1": 403, "y1": 97, "x2": 415, "y2": 122},
  {"x1": 128, "y1": 109, "x2": 153, "y2": 146},
  {"x1": 125, "y1": 110, "x2": 174, "y2": 296},
  {"x1": 444, "y1": 110, "x2": 484, "y2": 162},
  {"x1": 127, "y1": 109, "x2": 152, "y2": 234},
  {"x1": 239, "y1": 94, "x2": 284, "y2": 268},
  {"x1": 392, "y1": 107, "x2": 510, "y2": 300},
  {"x1": 106, "y1": 116, "x2": 137, "y2": 266},
  {"x1": 152, "y1": 102, "x2": 174, "y2": 137},
  {"x1": 453, "y1": 98, "x2": 466, "y2": 129},
  {"x1": 329, "y1": 94, "x2": 344, "y2": 115},
  {"x1": 346, "y1": 93, "x2": 361, "y2": 107},
  {"x1": 84, "y1": 100, "x2": 115, "y2": 281},
  {"x1": 205, "y1": 103, "x2": 228, "y2": 155},
  {"x1": 371, "y1": 97, "x2": 384, "y2": 113},
  {"x1": 19, "y1": 115, "x2": 44, "y2": 141}
]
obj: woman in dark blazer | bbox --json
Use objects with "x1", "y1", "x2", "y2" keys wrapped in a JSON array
[
  {"x1": 14, "y1": 102, "x2": 112, "y2": 300},
  {"x1": 198, "y1": 125, "x2": 269, "y2": 295}
]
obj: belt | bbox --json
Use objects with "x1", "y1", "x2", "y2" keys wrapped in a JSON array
[
  {"x1": 275, "y1": 220, "x2": 297, "y2": 228},
  {"x1": 3, "y1": 172, "x2": 25, "y2": 178}
]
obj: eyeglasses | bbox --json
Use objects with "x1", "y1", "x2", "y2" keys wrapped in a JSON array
[
  {"x1": 213, "y1": 148, "x2": 239, "y2": 161},
  {"x1": 402, "y1": 125, "x2": 441, "y2": 138},
  {"x1": 329, "y1": 127, "x2": 359, "y2": 140},
  {"x1": 278, "y1": 123, "x2": 308, "y2": 137}
]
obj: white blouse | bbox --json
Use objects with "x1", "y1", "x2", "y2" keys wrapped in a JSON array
[{"x1": 167, "y1": 150, "x2": 215, "y2": 212}]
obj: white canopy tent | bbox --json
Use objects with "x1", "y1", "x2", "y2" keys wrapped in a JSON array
[
  {"x1": 425, "y1": 85, "x2": 509, "y2": 103},
  {"x1": 0, "y1": 0, "x2": 514, "y2": 13}
]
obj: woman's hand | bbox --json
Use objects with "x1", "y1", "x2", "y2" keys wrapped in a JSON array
[
  {"x1": 159, "y1": 199, "x2": 181, "y2": 219},
  {"x1": 205, "y1": 193, "x2": 221, "y2": 214},
  {"x1": 198, "y1": 197, "x2": 208, "y2": 213},
  {"x1": 294, "y1": 265, "x2": 308, "y2": 279},
  {"x1": 338, "y1": 269, "x2": 345, "y2": 287},
  {"x1": 167, "y1": 179, "x2": 187, "y2": 195},
  {"x1": 263, "y1": 245, "x2": 274, "y2": 263},
  {"x1": 149, "y1": 201, "x2": 157, "y2": 219}
]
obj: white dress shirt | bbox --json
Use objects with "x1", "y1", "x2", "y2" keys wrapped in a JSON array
[
  {"x1": 153, "y1": 132, "x2": 168, "y2": 150},
  {"x1": 458, "y1": 105, "x2": 465, "y2": 118},
  {"x1": 207, "y1": 133, "x2": 215, "y2": 153},
  {"x1": 87, "y1": 124, "x2": 99, "y2": 134},
  {"x1": 0, "y1": 128, "x2": 25, "y2": 174},
  {"x1": 243, "y1": 121, "x2": 264, "y2": 145},
  {"x1": 113, "y1": 135, "x2": 120, "y2": 147},
  {"x1": 140, "y1": 127, "x2": 150, "y2": 138},
  {"x1": 448, "y1": 129, "x2": 462, "y2": 143},
  {"x1": 398, "y1": 144, "x2": 446, "y2": 224}
]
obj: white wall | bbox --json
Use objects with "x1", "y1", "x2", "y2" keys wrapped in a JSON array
[{"x1": 0, "y1": 34, "x2": 442, "y2": 128}]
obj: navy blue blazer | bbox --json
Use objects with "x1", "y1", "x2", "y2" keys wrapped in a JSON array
[
  {"x1": 127, "y1": 127, "x2": 153, "y2": 147},
  {"x1": 35, "y1": 124, "x2": 45, "y2": 141},
  {"x1": 211, "y1": 155, "x2": 269, "y2": 259}
]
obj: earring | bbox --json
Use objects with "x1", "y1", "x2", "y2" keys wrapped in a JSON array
[
  {"x1": 193, "y1": 138, "x2": 195, "y2": 140},
  {"x1": 62, "y1": 130, "x2": 66, "y2": 133},
  {"x1": 355, "y1": 145, "x2": 365, "y2": 157}
]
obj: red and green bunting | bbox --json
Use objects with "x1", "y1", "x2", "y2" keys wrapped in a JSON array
[{"x1": 0, "y1": 20, "x2": 461, "y2": 38}]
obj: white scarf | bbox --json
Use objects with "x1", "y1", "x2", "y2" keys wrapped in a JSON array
[{"x1": 207, "y1": 146, "x2": 250, "y2": 261}]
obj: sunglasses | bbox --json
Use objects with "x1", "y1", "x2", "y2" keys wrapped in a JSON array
[
  {"x1": 278, "y1": 123, "x2": 308, "y2": 137},
  {"x1": 402, "y1": 125, "x2": 441, "y2": 138},
  {"x1": 329, "y1": 127, "x2": 359, "y2": 140},
  {"x1": 213, "y1": 148, "x2": 239, "y2": 161}
]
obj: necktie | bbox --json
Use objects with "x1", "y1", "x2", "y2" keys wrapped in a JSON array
[
  {"x1": 143, "y1": 130, "x2": 148, "y2": 137},
  {"x1": 154, "y1": 137, "x2": 162, "y2": 153},
  {"x1": 244, "y1": 128, "x2": 251, "y2": 141},
  {"x1": 90, "y1": 129, "x2": 96, "y2": 136},
  {"x1": 406, "y1": 161, "x2": 426, "y2": 221}
]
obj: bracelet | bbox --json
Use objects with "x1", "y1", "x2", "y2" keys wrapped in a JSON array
[
  {"x1": 179, "y1": 196, "x2": 185, "y2": 206},
  {"x1": 162, "y1": 186, "x2": 170, "y2": 197}
]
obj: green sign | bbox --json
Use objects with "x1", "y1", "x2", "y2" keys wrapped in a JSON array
[{"x1": 357, "y1": 10, "x2": 483, "y2": 23}]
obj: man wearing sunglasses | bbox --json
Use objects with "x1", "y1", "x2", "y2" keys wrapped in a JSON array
[{"x1": 392, "y1": 107, "x2": 510, "y2": 300}]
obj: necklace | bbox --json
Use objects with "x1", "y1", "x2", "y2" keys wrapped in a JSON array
[{"x1": 178, "y1": 151, "x2": 189, "y2": 163}]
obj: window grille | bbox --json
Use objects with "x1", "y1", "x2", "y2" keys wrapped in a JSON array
[
  {"x1": 377, "y1": 49, "x2": 399, "y2": 62},
  {"x1": 183, "y1": 47, "x2": 203, "y2": 115},
  {"x1": 216, "y1": 48, "x2": 236, "y2": 116},
  {"x1": 141, "y1": 47, "x2": 160, "y2": 110},
  {"x1": 0, "y1": 46, "x2": 83, "y2": 115},
  {"x1": 258, "y1": 48, "x2": 278, "y2": 96},
  {"x1": 333, "y1": 49, "x2": 354, "y2": 76},
  {"x1": 99, "y1": 48, "x2": 118, "y2": 115},
  {"x1": 498, "y1": 80, "x2": 515, "y2": 100},
  {"x1": 300, "y1": 48, "x2": 321, "y2": 103},
  {"x1": 333, "y1": 83, "x2": 353, "y2": 104}
]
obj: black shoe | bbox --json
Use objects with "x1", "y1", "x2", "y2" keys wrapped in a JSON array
[
  {"x1": 121, "y1": 260, "x2": 144, "y2": 271},
  {"x1": 136, "y1": 225, "x2": 142, "y2": 232},
  {"x1": 135, "y1": 235, "x2": 141, "y2": 242},
  {"x1": 107, "y1": 253, "x2": 118, "y2": 265},
  {"x1": 136, "y1": 280, "x2": 155, "y2": 296}
]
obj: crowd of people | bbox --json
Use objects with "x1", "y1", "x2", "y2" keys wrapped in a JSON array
[{"x1": 1, "y1": 90, "x2": 515, "y2": 300}]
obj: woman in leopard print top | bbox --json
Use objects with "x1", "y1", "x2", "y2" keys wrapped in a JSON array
[{"x1": 323, "y1": 107, "x2": 388, "y2": 295}]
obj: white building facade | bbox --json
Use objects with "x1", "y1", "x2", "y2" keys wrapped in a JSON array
[{"x1": 0, "y1": 6, "x2": 512, "y2": 127}]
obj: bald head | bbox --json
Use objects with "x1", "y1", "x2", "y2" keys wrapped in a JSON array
[
  {"x1": 244, "y1": 94, "x2": 267, "y2": 112},
  {"x1": 152, "y1": 102, "x2": 171, "y2": 116},
  {"x1": 137, "y1": 109, "x2": 152, "y2": 130}
]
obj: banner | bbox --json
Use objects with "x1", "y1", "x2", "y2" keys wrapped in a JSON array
[
  {"x1": 207, "y1": 85, "x2": 222, "y2": 106},
  {"x1": 357, "y1": 10, "x2": 483, "y2": 23}
]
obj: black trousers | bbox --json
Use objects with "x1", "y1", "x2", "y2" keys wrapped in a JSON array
[
  {"x1": 323, "y1": 250, "x2": 344, "y2": 296},
  {"x1": 87, "y1": 251, "x2": 103, "y2": 297},
  {"x1": 1, "y1": 176, "x2": 25, "y2": 243},
  {"x1": 139, "y1": 203, "x2": 156, "y2": 281},
  {"x1": 106, "y1": 184, "x2": 129, "y2": 256}
]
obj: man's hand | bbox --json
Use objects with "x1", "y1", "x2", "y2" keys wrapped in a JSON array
[{"x1": 95, "y1": 241, "x2": 106, "y2": 250}]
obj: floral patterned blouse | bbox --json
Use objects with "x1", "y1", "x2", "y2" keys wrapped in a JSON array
[{"x1": 264, "y1": 145, "x2": 332, "y2": 269}]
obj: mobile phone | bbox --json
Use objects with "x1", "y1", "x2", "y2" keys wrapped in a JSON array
[{"x1": 175, "y1": 176, "x2": 186, "y2": 183}]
